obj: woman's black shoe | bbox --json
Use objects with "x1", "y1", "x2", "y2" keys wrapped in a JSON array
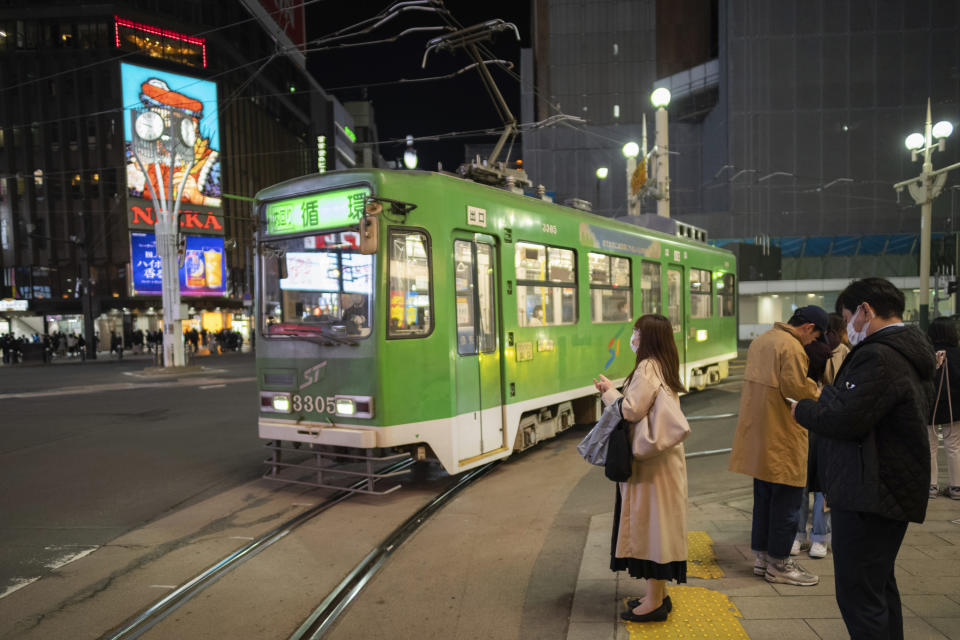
[
  {"x1": 620, "y1": 600, "x2": 669, "y2": 623},
  {"x1": 626, "y1": 595, "x2": 671, "y2": 612}
]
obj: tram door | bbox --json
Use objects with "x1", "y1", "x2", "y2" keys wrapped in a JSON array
[
  {"x1": 666, "y1": 265, "x2": 686, "y2": 384},
  {"x1": 453, "y1": 235, "x2": 504, "y2": 461}
]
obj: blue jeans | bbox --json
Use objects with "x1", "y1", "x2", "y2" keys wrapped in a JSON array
[{"x1": 795, "y1": 490, "x2": 831, "y2": 544}]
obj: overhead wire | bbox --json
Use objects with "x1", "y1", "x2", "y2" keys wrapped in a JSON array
[
  {"x1": 0, "y1": 0, "x2": 343, "y2": 95},
  {"x1": 3, "y1": 1, "x2": 462, "y2": 132},
  {"x1": 7, "y1": 1, "x2": 922, "y2": 249}
]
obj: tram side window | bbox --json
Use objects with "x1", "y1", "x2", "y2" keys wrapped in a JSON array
[
  {"x1": 641, "y1": 261, "x2": 661, "y2": 315},
  {"x1": 516, "y1": 242, "x2": 577, "y2": 326},
  {"x1": 588, "y1": 252, "x2": 632, "y2": 322},
  {"x1": 690, "y1": 268, "x2": 712, "y2": 318},
  {"x1": 387, "y1": 230, "x2": 433, "y2": 337},
  {"x1": 718, "y1": 273, "x2": 736, "y2": 317}
]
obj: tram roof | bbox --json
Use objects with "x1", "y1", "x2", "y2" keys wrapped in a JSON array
[{"x1": 254, "y1": 169, "x2": 734, "y2": 258}]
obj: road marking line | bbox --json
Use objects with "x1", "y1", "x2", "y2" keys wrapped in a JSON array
[
  {"x1": 0, "y1": 376, "x2": 256, "y2": 400},
  {"x1": 228, "y1": 536, "x2": 255, "y2": 540},
  {"x1": 43, "y1": 546, "x2": 99, "y2": 570},
  {"x1": 0, "y1": 577, "x2": 40, "y2": 600},
  {"x1": 199, "y1": 384, "x2": 227, "y2": 389}
]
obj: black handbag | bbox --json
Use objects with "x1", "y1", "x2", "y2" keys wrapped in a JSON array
[{"x1": 604, "y1": 406, "x2": 633, "y2": 482}]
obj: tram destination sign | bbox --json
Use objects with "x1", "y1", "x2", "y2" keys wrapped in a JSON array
[{"x1": 265, "y1": 187, "x2": 370, "y2": 235}]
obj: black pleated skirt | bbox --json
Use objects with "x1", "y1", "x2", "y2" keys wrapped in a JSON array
[{"x1": 610, "y1": 486, "x2": 687, "y2": 582}]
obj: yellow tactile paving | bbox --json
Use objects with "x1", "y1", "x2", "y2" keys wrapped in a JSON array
[
  {"x1": 686, "y1": 530, "x2": 725, "y2": 579},
  {"x1": 622, "y1": 586, "x2": 748, "y2": 639}
]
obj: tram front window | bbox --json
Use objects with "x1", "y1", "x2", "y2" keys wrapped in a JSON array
[{"x1": 261, "y1": 233, "x2": 373, "y2": 338}]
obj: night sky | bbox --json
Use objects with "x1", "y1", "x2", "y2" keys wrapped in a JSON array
[{"x1": 306, "y1": 1, "x2": 531, "y2": 171}]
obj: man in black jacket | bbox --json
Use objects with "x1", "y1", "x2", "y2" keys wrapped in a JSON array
[{"x1": 793, "y1": 278, "x2": 935, "y2": 640}]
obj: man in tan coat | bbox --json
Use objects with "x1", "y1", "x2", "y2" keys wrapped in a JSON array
[{"x1": 730, "y1": 306, "x2": 825, "y2": 586}]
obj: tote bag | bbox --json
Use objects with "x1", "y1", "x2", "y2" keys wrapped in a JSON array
[{"x1": 630, "y1": 385, "x2": 691, "y2": 461}]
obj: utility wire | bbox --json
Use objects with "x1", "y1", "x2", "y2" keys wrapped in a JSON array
[{"x1": 0, "y1": 0, "x2": 340, "y2": 94}]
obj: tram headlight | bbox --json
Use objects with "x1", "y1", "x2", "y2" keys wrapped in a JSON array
[
  {"x1": 334, "y1": 395, "x2": 374, "y2": 418},
  {"x1": 335, "y1": 398, "x2": 356, "y2": 415},
  {"x1": 261, "y1": 392, "x2": 292, "y2": 413}
]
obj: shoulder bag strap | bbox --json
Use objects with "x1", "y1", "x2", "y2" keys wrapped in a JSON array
[
  {"x1": 932, "y1": 358, "x2": 947, "y2": 426},
  {"x1": 946, "y1": 353, "x2": 953, "y2": 423}
]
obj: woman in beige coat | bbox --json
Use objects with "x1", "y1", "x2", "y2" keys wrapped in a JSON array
[{"x1": 594, "y1": 314, "x2": 688, "y2": 623}]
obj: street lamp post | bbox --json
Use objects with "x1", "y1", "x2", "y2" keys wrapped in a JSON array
[
  {"x1": 894, "y1": 99, "x2": 959, "y2": 329},
  {"x1": 621, "y1": 142, "x2": 639, "y2": 216},
  {"x1": 403, "y1": 134, "x2": 418, "y2": 170},
  {"x1": 650, "y1": 87, "x2": 672, "y2": 218},
  {"x1": 130, "y1": 105, "x2": 199, "y2": 367},
  {"x1": 595, "y1": 166, "x2": 608, "y2": 213}
]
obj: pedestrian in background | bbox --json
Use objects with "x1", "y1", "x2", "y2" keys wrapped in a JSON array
[
  {"x1": 824, "y1": 313, "x2": 851, "y2": 383},
  {"x1": 793, "y1": 277, "x2": 934, "y2": 639},
  {"x1": 593, "y1": 314, "x2": 688, "y2": 623},
  {"x1": 927, "y1": 317, "x2": 960, "y2": 500},
  {"x1": 793, "y1": 315, "x2": 848, "y2": 560},
  {"x1": 729, "y1": 305, "x2": 825, "y2": 586}
]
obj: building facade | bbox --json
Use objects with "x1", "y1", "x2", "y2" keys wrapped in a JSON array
[
  {"x1": 523, "y1": 0, "x2": 960, "y2": 327},
  {"x1": 0, "y1": 1, "x2": 355, "y2": 349}
]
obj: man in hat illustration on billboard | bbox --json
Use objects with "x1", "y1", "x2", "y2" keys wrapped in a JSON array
[{"x1": 127, "y1": 77, "x2": 220, "y2": 209}]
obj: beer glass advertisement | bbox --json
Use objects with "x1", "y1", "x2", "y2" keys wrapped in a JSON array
[
  {"x1": 121, "y1": 63, "x2": 223, "y2": 236},
  {"x1": 130, "y1": 232, "x2": 226, "y2": 297}
]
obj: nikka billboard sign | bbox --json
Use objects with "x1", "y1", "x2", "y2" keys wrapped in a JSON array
[
  {"x1": 127, "y1": 201, "x2": 224, "y2": 235},
  {"x1": 121, "y1": 63, "x2": 224, "y2": 237}
]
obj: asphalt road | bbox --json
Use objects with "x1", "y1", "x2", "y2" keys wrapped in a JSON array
[{"x1": 0, "y1": 352, "x2": 262, "y2": 598}]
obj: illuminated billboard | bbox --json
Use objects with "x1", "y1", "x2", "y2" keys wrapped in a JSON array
[
  {"x1": 121, "y1": 63, "x2": 223, "y2": 236},
  {"x1": 130, "y1": 232, "x2": 226, "y2": 297}
]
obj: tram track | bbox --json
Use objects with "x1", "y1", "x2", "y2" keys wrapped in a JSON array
[
  {"x1": 101, "y1": 458, "x2": 416, "y2": 640},
  {"x1": 101, "y1": 459, "x2": 499, "y2": 640},
  {"x1": 100, "y1": 392, "x2": 734, "y2": 640},
  {"x1": 289, "y1": 461, "x2": 500, "y2": 639}
]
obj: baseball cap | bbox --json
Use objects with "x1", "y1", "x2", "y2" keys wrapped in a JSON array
[{"x1": 792, "y1": 305, "x2": 829, "y2": 343}]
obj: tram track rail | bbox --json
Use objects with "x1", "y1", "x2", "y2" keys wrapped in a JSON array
[
  {"x1": 101, "y1": 457, "x2": 416, "y2": 640},
  {"x1": 288, "y1": 461, "x2": 500, "y2": 639}
]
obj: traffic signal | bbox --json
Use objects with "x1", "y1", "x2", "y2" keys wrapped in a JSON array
[{"x1": 948, "y1": 280, "x2": 958, "y2": 295}]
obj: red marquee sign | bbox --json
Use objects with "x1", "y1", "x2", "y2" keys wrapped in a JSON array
[{"x1": 127, "y1": 198, "x2": 224, "y2": 235}]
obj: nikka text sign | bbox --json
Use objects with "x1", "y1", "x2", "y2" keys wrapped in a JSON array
[{"x1": 127, "y1": 199, "x2": 225, "y2": 235}]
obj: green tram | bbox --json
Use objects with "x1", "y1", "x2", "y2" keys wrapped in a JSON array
[{"x1": 254, "y1": 169, "x2": 737, "y2": 486}]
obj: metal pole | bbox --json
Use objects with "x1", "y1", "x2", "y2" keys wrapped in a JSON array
[
  {"x1": 920, "y1": 199, "x2": 932, "y2": 328},
  {"x1": 77, "y1": 210, "x2": 97, "y2": 360},
  {"x1": 894, "y1": 99, "x2": 960, "y2": 330},
  {"x1": 918, "y1": 102, "x2": 935, "y2": 330},
  {"x1": 655, "y1": 106, "x2": 670, "y2": 218},
  {"x1": 955, "y1": 231, "x2": 959, "y2": 317},
  {"x1": 640, "y1": 113, "x2": 648, "y2": 217},
  {"x1": 626, "y1": 156, "x2": 637, "y2": 217}
]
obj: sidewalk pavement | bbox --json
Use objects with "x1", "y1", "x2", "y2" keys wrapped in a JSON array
[{"x1": 568, "y1": 481, "x2": 960, "y2": 640}]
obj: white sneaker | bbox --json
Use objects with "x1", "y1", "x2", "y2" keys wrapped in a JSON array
[
  {"x1": 790, "y1": 539, "x2": 802, "y2": 556},
  {"x1": 809, "y1": 542, "x2": 828, "y2": 558}
]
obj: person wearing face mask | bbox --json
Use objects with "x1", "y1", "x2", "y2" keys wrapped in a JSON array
[
  {"x1": 594, "y1": 314, "x2": 688, "y2": 623},
  {"x1": 729, "y1": 305, "x2": 826, "y2": 587},
  {"x1": 792, "y1": 278, "x2": 935, "y2": 640}
]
